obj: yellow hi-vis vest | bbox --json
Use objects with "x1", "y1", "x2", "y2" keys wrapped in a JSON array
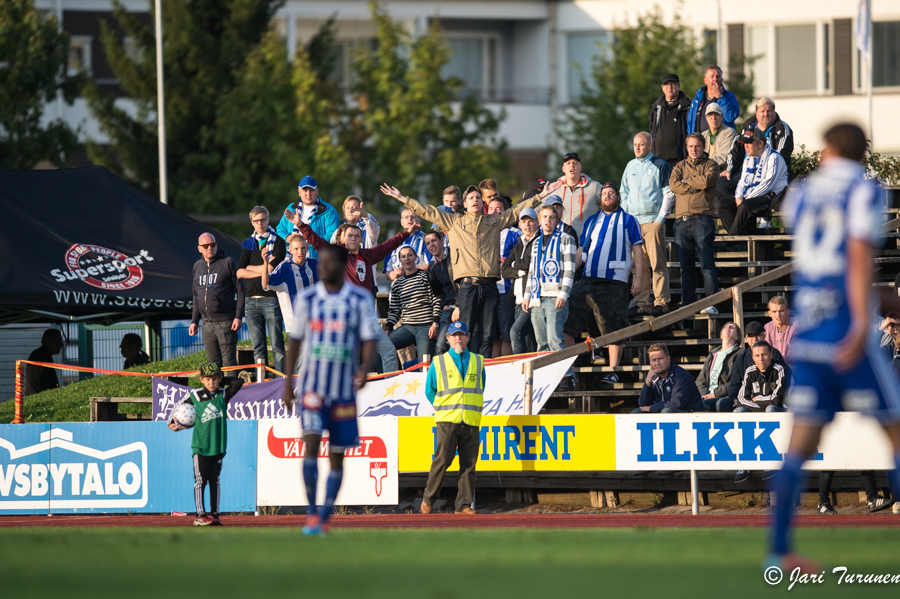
[{"x1": 432, "y1": 351, "x2": 485, "y2": 427}]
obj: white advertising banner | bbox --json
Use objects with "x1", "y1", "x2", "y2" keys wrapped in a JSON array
[
  {"x1": 357, "y1": 357, "x2": 577, "y2": 418},
  {"x1": 614, "y1": 412, "x2": 895, "y2": 471},
  {"x1": 256, "y1": 417, "x2": 398, "y2": 507}
]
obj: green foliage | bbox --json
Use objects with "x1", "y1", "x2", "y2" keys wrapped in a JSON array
[
  {"x1": 350, "y1": 3, "x2": 510, "y2": 211},
  {"x1": 0, "y1": 0, "x2": 84, "y2": 168},
  {"x1": 0, "y1": 350, "x2": 210, "y2": 424},
  {"x1": 558, "y1": 5, "x2": 754, "y2": 186},
  {"x1": 791, "y1": 144, "x2": 822, "y2": 179},
  {"x1": 791, "y1": 143, "x2": 900, "y2": 186}
]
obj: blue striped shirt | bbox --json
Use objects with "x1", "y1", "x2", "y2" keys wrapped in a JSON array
[
  {"x1": 290, "y1": 282, "x2": 378, "y2": 401},
  {"x1": 382, "y1": 230, "x2": 432, "y2": 273},
  {"x1": 266, "y1": 258, "x2": 317, "y2": 334},
  {"x1": 580, "y1": 208, "x2": 643, "y2": 283}
]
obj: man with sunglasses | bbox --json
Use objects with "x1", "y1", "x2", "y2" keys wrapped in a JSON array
[{"x1": 190, "y1": 233, "x2": 244, "y2": 367}]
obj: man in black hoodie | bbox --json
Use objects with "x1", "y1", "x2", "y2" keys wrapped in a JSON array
[
  {"x1": 190, "y1": 232, "x2": 245, "y2": 367},
  {"x1": 649, "y1": 74, "x2": 691, "y2": 169}
]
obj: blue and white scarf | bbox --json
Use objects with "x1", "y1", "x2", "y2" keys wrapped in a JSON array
[
  {"x1": 242, "y1": 225, "x2": 278, "y2": 263},
  {"x1": 527, "y1": 227, "x2": 563, "y2": 306},
  {"x1": 739, "y1": 146, "x2": 771, "y2": 198}
]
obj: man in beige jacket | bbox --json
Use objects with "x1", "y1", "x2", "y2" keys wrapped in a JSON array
[
  {"x1": 381, "y1": 183, "x2": 546, "y2": 357},
  {"x1": 669, "y1": 133, "x2": 721, "y2": 312},
  {"x1": 702, "y1": 103, "x2": 736, "y2": 167}
]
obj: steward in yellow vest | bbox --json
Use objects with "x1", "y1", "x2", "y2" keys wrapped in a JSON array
[{"x1": 421, "y1": 321, "x2": 486, "y2": 515}]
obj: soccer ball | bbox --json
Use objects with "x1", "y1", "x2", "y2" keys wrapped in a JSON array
[{"x1": 172, "y1": 403, "x2": 196, "y2": 428}]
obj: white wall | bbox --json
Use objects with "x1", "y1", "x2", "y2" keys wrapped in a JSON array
[{"x1": 489, "y1": 103, "x2": 553, "y2": 151}]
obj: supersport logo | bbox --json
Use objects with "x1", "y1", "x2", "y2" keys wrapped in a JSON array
[{"x1": 266, "y1": 427, "x2": 389, "y2": 497}]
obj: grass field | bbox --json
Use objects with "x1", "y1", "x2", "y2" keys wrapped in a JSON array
[{"x1": 1, "y1": 526, "x2": 898, "y2": 598}]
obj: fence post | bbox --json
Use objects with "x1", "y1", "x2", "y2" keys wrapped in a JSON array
[
  {"x1": 422, "y1": 355, "x2": 431, "y2": 373},
  {"x1": 77, "y1": 324, "x2": 94, "y2": 382},
  {"x1": 690, "y1": 469, "x2": 699, "y2": 516},
  {"x1": 13, "y1": 361, "x2": 24, "y2": 424},
  {"x1": 523, "y1": 360, "x2": 534, "y2": 416},
  {"x1": 256, "y1": 359, "x2": 265, "y2": 383},
  {"x1": 731, "y1": 287, "x2": 745, "y2": 336}
]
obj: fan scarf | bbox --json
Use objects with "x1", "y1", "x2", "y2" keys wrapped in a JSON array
[{"x1": 527, "y1": 227, "x2": 563, "y2": 307}]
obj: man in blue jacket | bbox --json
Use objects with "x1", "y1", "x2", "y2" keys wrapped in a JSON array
[
  {"x1": 274, "y1": 176, "x2": 340, "y2": 274},
  {"x1": 633, "y1": 343, "x2": 703, "y2": 413},
  {"x1": 687, "y1": 65, "x2": 739, "y2": 134}
]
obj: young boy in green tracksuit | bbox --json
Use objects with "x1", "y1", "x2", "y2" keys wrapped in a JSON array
[{"x1": 168, "y1": 362, "x2": 243, "y2": 526}]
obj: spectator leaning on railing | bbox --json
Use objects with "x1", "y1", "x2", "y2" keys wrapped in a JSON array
[
  {"x1": 735, "y1": 340, "x2": 788, "y2": 413},
  {"x1": 633, "y1": 343, "x2": 704, "y2": 413},
  {"x1": 424, "y1": 230, "x2": 456, "y2": 355},
  {"x1": 379, "y1": 182, "x2": 545, "y2": 358},
  {"x1": 385, "y1": 246, "x2": 442, "y2": 362},
  {"x1": 329, "y1": 196, "x2": 380, "y2": 249},
  {"x1": 522, "y1": 205, "x2": 577, "y2": 390},
  {"x1": 237, "y1": 206, "x2": 287, "y2": 375},
  {"x1": 697, "y1": 321, "x2": 742, "y2": 412},
  {"x1": 274, "y1": 176, "x2": 340, "y2": 272},
  {"x1": 669, "y1": 132, "x2": 721, "y2": 313},
  {"x1": 620, "y1": 131, "x2": 675, "y2": 317},
  {"x1": 501, "y1": 208, "x2": 540, "y2": 355},
  {"x1": 564, "y1": 183, "x2": 644, "y2": 387},
  {"x1": 190, "y1": 233, "x2": 244, "y2": 368}
]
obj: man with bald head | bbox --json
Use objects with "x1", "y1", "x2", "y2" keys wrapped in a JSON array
[
  {"x1": 620, "y1": 132, "x2": 675, "y2": 317},
  {"x1": 190, "y1": 232, "x2": 244, "y2": 367}
]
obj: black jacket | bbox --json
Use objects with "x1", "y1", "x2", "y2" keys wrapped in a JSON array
[
  {"x1": 638, "y1": 363, "x2": 704, "y2": 412},
  {"x1": 25, "y1": 345, "x2": 59, "y2": 396},
  {"x1": 191, "y1": 250, "x2": 245, "y2": 325},
  {"x1": 725, "y1": 114, "x2": 795, "y2": 178},
  {"x1": 736, "y1": 363, "x2": 788, "y2": 411},
  {"x1": 695, "y1": 346, "x2": 739, "y2": 397},
  {"x1": 501, "y1": 233, "x2": 538, "y2": 303},
  {"x1": 649, "y1": 92, "x2": 691, "y2": 164},
  {"x1": 237, "y1": 235, "x2": 286, "y2": 298},
  {"x1": 428, "y1": 252, "x2": 456, "y2": 309},
  {"x1": 727, "y1": 345, "x2": 789, "y2": 404}
]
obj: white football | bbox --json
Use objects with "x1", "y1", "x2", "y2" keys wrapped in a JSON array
[{"x1": 172, "y1": 403, "x2": 197, "y2": 428}]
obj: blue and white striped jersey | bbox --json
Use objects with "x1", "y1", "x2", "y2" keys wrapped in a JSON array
[
  {"x1": 580, "y1": 208, "x2": 643, "y2": 283},
  {"x1": 784, "y1": 157, "x2": 883, "y2": 348},
  {"x1": 290, "y1": 282, "x2": 378, "y2": 401},
  {"x1": 382, "y1": 230, "x2": 432, "y2": 273},
  {"x1": 497, "y1": 226, "x2": 522, "y2": 293},
  {"x1": 265, "y1": 258, "x2": 317, "y2": 334}
]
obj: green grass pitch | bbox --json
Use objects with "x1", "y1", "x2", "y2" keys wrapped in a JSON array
[{"x1": 1, "y1": 527, "x2": 898, "y2": 598}]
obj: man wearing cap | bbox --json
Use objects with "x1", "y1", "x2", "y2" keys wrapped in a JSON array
[
  {"x1": 620, "y1": 131, "x2": 675, "y2": 317},
  {"x1": 501, "y1": 207, "x2": 540, "y2": 354},
  {"x1": 275, "y1": 176, "x2": 341, "y2": 274},
  {"x1": 565, "y1": 182, "x2": 644, "y2": 386},
  {"x1": 717, "y1": 128, "x2": 788, "y2": 235},
  {"x1": 421, "y1": 321, "x2": 486, "y2": 515},
  {"x1": 702, "y1": 103, "x2": 736, "y2": 167},
  {"x1": 379, "y1": 181, "x2": 546, "y2": 358},
  {"x1": 687, "y1": 65, "x2": 740, "y2": 134},
  {"x1": 542, "y1": 194, "x2": 580, "y2": 241},
  {"x1": 723, "y1": 321, "x2": 789, "y2": 412},
  {"x1": 541, "y1": 153, "x2": 602, "y2": 237},
  {"x1": 670, "y1": 132, "x2": 721, "y2": 312},
  {"x1": 649, "y1": 74, "x2": 692, "y2": 169}
]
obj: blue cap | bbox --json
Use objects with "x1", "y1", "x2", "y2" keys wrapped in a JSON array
[
  {"x1": 519, "y1": 207, "x2": 538, "y2": 220},
  {"x1": 543, "y1": 195, "x2": 563, "y2": 206},
  {"x1": 447, "y1": 321, "x2": 468, "y2": 336},
  {"x1": 298, "y1": 176, "x2": 318, "y2": 189}
]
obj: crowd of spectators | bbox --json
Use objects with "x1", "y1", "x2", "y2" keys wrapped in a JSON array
[{"x1": 181, "y1": 61, "x2": 809, "y2": 391}]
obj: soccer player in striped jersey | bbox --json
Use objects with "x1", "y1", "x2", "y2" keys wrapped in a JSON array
[
  {"x1": 282, "y1": 243, "x2": 377, "y2": 536},
  {"x1": 260, "y1": 235, "x2": 317, "y2": 338},
  {"x1": 766, "y1": 123, "x2": 900, "y2": 572}
]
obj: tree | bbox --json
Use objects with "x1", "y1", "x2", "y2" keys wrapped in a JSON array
[
  {"x1": 0, "y1": 0, "x2": 84, "y2": 169},
  {"x1": 85, "y1": 0, "x2": 281, "y2": 209},
  {"x1": 557, "y1": 6, "x2": 754, "y2": 185},
  {"x1": 349, "y1": 2, "x2": 510, "y2": 211}
]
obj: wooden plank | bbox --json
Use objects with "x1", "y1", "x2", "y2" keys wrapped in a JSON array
[{"x1": 732, "y1": 287, "x2": 745, "y2": 337}]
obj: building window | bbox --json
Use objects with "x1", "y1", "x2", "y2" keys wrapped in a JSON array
[
  {"x1": 67, "y1": 36, "x2": 91, "y2": 76},
  {"x1": 703, "y1": 29, "x2": 718, "y2": 65},
  {"x1": 123, "y1": 37, "x2": 141, "y2": 64},
  {"x1": 775, "y1": 24, "x2": 817, "y2": 92},
  {"x1": 443, "y1": 35, "x2": 499, "y2": 101},
  {"x1": 747, "y1": 25, "x2": 770, "y2": 95},
  {"x1": 873, "y1": 20, "x2": 900, "y2": 87},
  {"x1": 566, "y1": 31, "x2": 610, "y2": 103}
]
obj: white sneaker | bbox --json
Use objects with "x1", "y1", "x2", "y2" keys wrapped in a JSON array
[
  {"x1": 757, "y1": 217, "x2": 772, "y2": 229},
  {"x1": 701, "y1": 306, "x2": 719, "y2": 315},
  {"x1": 892, "y1": 502, "x2": 900, "y2": 514}
]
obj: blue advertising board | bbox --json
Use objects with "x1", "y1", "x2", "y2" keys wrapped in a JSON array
[{"x1": 0, "y1": 421, "x2": 256, "y2": 515}]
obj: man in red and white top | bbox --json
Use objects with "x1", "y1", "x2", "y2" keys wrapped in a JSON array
[{"x1": 543, "y1": 152, "x2": 603, "y2": 237}]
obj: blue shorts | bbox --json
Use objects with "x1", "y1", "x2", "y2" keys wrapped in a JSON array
[
  {"x1": 788, "y1": 346, "x2": 900, "y2": 425},
  {"x1": 299, "y1": 392, "x2": 359, "y2": 451}
]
